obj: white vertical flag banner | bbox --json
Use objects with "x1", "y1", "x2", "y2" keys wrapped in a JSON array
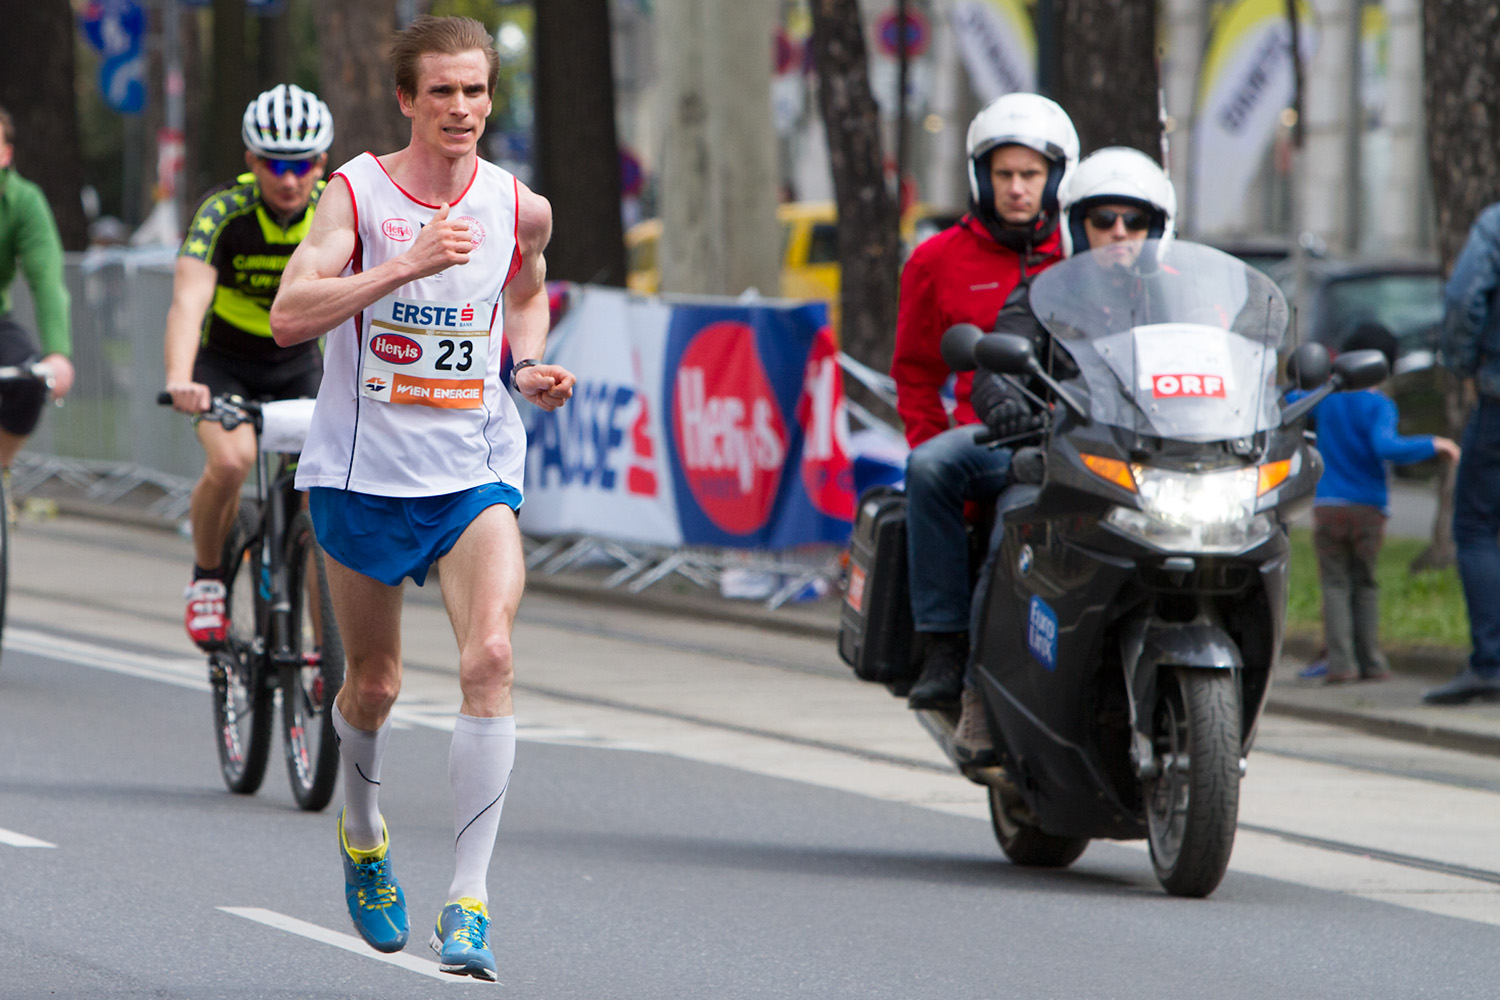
[
  {"x1": 946, "y1": 0, "x2": 1037, "y2": 102},
  {"x1": 1192, "y1": 0, "x2": 1318, "y2": 233}
]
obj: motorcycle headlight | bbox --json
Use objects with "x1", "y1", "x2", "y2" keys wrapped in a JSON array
[{"x1": 1104, "y1": 465, "x2": 1274, "y2": 554}]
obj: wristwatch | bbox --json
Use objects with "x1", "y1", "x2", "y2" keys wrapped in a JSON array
[{"x1": 510, "y1": 358, "x2": 541, "y2": 391}]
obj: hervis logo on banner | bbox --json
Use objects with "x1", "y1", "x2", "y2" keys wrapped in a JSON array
[{"x1": 671, "y1": 320, "x2": 788, "y2": 535}]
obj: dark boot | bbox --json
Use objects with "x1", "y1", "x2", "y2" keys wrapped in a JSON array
[{"x1": 907, "y1": 632, "x2": 967, "y2": 710}]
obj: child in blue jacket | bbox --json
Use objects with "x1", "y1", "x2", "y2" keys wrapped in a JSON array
[{"x1": 1309, "y1": 323, "x2": 1460, "y2": 683}]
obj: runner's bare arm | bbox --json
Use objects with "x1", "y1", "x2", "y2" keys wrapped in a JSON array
[
  {"x1": 271, "y1": 177, "x2": 480, "y2": 347},
  {"x1": 505, "y1": 183, "x2": 573, "y2": 412}
]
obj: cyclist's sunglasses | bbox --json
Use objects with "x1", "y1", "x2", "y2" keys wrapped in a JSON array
[
  {"x1": 260, "y1": 156, "x2": 317, "y2": 177},
  {"x1": 1085, "y1": 207, "x2": 1151, "y2": 232}
]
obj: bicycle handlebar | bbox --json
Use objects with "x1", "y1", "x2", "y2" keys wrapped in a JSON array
[
  {"x1": 156, "y1": 391, "x2": 260, "y2": 433},
  {"x1": 0, "y1": 362, "x2": 57, "y2": 395}
]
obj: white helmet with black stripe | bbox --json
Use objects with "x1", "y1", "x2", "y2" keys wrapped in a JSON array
[
  {"x1": 965, "y1": 92, "x2": 1079, "y2": 246},
  {"x1": 242, "y1": 84, "x2": 334, "y2": 159},
  {"x1": 1060, "y1": 146, "x2": 1176, "y2": 257}
]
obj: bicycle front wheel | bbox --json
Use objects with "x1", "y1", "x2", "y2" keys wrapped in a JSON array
[
  {"x1": 280, "y1": 509, "x2": 344, "y2": 812},
  {"x1": 213, "y1": 502, "x2": 273, "y2": 795}
]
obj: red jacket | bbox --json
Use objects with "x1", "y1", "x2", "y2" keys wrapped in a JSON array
[{"x1": 891, "y1": 216, "x2": 1063, "y2": 448}]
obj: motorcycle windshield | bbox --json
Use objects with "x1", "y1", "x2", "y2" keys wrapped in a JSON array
[{"x1": 1029, "y1": 240, "x2": 1290, "y2": 442}]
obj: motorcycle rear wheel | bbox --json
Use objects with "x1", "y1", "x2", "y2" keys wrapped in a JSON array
[
  {"x1": 1145, "y1": 668, "x2": 1241, "y2": 898},
  {"x1": 988, "y1": 780, "x2": 1089, "y2": 868}
]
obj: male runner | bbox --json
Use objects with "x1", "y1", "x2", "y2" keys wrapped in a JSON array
[
  {"x1": 270, "y1": 15, "x2": 574, "y2": 981},
  {"x1": 164, "y1": 83, "x2": 333, "y2": 649}
]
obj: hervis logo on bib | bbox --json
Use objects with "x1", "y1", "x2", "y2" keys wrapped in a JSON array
[
  {"x1": 370, "y1": 333, "x2": 421, "y2": 365},
  {"x1": 382, "y1": 219, "x2": 414, "y2": 241}
]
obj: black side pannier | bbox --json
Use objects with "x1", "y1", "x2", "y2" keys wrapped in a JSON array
[{"x1": 838, "y1": 486, "x2": 920, "y2": 686}]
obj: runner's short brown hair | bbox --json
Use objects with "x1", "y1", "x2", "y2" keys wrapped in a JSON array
[{"x1": 390, "y1": 15, "x2": 499, "y2": 99}]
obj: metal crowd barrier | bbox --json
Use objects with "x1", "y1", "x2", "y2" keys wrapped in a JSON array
[{"x1": 6, "y1": 250, "x2": 855, "y2": 609}]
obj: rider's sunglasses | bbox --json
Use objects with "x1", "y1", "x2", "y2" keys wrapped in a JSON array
[
  {"x1": 260, "y1": 156, "x2": 317, "y2": 178},
  {"x1": 1085, "y1": 207, "x2": 1151, "y2": 232}
]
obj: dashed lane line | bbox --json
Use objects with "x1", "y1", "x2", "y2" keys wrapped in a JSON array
[
  {"x1": 0, "y1": 826, "x2": 55, "y2": 848},
  {"x1": 219, "y1": 907, "x2": 477, "y2": 983}
]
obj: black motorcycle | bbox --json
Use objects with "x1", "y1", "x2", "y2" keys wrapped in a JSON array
[{"x1": 840, "y1": 240, "x2": 1386, "y2": 897}]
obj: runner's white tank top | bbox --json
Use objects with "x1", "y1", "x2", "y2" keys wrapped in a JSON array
[{"x1": 295, "y1": 153, "x2": 526, "y2": 498}]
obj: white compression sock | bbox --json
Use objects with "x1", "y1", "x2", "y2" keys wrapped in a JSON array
[
  {"x1": 446, "y1": 714, "x2": 517, "y2": 906},
  {"x1": 332, "y1": 702, "x2": 391, "y2": 852}
]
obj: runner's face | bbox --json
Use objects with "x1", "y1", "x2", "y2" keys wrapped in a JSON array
[
  {"x1": 0, "y1": 138, "x2": 12, "y2": 170},
  {"x1": 401, "y1": 50, "x2": 493, "y2": 158},
  {"x1": 246, "y1": 152, "x2": 325, "y2": 217}
]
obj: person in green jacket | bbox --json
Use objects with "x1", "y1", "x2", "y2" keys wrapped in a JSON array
[{"x1": 0, "y1": 105, "x2": 75, "y2": 474}]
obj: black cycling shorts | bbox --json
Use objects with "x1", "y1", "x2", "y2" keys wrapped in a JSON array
[
  {"x1": 0, "y1": 314, "x2": 48, "y2": 437},
  {"x1": 192, "y1": 346, "x2": 323, "y2": 404}
]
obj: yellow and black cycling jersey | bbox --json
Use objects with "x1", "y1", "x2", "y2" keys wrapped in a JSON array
[{"x1": 179, "y1": 173, "x2": 325, "y2": 364}]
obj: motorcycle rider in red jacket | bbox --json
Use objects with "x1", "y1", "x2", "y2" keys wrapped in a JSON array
[{"x1": 891, "y1": 93, "x2": 1078, "y2": 714}]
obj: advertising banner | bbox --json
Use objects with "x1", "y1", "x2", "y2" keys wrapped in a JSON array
[
  {"x1": 520, "y1": 286, "x2": 855, "y2": 550},
  {"x1": 1192, "y1": 0, "x2": 1318, "y2": 232},
  {"x1": 947, "y1": 0, "x2": 1037, "y2": 102}
]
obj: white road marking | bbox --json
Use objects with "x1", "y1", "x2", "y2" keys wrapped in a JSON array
[
  {"x1": 219, "y1": 907, "x2": 476, "y2": 983},
  {"x1": 0, "y1": 826, "x2": 55, "y2": 848},
  {"x1": 5, "y1": 627, "x2": 206, "y2": 691}
]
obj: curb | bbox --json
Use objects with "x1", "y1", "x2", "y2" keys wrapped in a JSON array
[{"x1": 1263, "y1": 696, "x2": 1500, "y2": 759}]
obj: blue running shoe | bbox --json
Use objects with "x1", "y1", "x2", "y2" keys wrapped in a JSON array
[
  {"x1": 430, "y1": 897, "x2": 496, "y2": 981},
  {"x1": 338, "y1": 811, "x2": 409, "y2": 953}
]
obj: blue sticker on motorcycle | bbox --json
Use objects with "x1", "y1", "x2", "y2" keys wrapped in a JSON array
[{"x1": 1027, "y1": 595, "x2": 1058, "y2": 671}]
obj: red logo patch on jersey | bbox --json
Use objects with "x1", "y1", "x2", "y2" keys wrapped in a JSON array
[
  {"x1": 370, "y1": 333, "x2": 422, "y2": 365},
  {"x1": 382, "y1": 219, "x2": 414, "y2": 242},
  {"x1": 456, "y1": 216, "x2": 485, "y2": 248}
]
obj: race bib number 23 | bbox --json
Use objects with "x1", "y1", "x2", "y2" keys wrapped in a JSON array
[{"x1": 361, "y1": 295, "x2": 495, "y2": 409}]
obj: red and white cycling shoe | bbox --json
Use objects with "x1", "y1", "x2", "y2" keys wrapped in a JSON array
[{"x1": 184, "y1": 578, "x2": 228, "y2": 650}]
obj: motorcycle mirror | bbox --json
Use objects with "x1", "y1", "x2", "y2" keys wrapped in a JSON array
[
  {"x1": 1285, "y1": 342, "x2": 1331, "y2": 390},
  {"x1": 973, "y1": 333, "x2": 1034, "y2": 375},
  {"x1": 940, "y1": 323, "x2": 985, "y2": 372},
  {"x1": 1332, "y1": 348, "x2": 1389, "y2": 391}
]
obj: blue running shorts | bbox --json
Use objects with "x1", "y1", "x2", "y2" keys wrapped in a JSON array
[{"x1": 308, "y1": 482, "x2": 523, "y2": 587}]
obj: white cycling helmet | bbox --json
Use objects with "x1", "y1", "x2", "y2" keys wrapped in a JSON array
[
  {"x1": 242, "y1": 84, "x2": 334, "y2": 160},
  {"x1": 964, "y1": 92, "x2": 1079, "y2": 243},
  {"x1": 1060, "y1": 145, "x2": 1176, "y2": 257}
]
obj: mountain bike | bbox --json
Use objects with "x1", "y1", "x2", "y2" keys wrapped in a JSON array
[
  {"x1": 158, "y1": 392, "x2": 343, "y2": 811},
  {"x1": 0, "y1": 362, "x2": 56, "y2": 662}
]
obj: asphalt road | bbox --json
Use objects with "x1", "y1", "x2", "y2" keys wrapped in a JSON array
[{"x1": 2, "y1": 516, "x2": 1500, "y2": 998}]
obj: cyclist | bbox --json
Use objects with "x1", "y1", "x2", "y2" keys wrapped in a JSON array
[
  {"x1": 163, "y1": 84, "x2": 333, "y2": 650},
  {"x1": 271, "y1": 15, "x2": 573, "y2": 980},
  {"x1": 0, "y1": 105, "x2": 77, "y2": 486}
]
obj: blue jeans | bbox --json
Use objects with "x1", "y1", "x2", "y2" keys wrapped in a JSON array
[
  {"x1": 905, "y1": 425, "x2": 1011, "y2": 632},
  {"x1": 1454, "y1": 397, "x2": 1500, "y2": 677}
]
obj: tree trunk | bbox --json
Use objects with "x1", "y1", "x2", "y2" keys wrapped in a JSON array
[
  {"x1": 1415, "y1": 0, "x2": 1500, "y2": 571},
  {"x1": 808, "y1": 0, "x2": 900, "y2": 396},
  {"x1": 656, "y1": 0, "x2": 779, "y2": 298},
  {"x1": 0, "y1": 0, "x2": 89, "y2": 249},
  {"x1": 1055, "y1": 0, "x2": 1161, "y2": 157},
  {"x1": 209, "y1": 0, "x2": 251, "y2": 182},
  {"x1": 314, "y1": 0, "x2": 406, "y2": 169},
  {"x1": 534, "y1": 0, "x2": 626, "y2": 286}
]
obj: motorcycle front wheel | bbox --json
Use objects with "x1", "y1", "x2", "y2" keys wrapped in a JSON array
[
  {"x1": 988, "y1": 779, "x2": 1089, "y2": 868},
  {"x1": 1145, "y1": 667, "x2": 1241, "y2": 898}
]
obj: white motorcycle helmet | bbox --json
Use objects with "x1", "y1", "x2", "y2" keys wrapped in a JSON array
[
  {"x1": 1059, "y1": 146, "x2": 1176, "y2": 257},
  {"x1": 242, "y1": 84, "x2": 334, "y2": 160},
  {"x1": 965, "y1": 93, "x2": 1079, "y2": 246}
]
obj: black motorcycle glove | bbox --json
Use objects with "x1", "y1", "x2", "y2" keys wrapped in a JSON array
[{"x1": 984, "y1": 398, "x2": 1044, "y2": 439}]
